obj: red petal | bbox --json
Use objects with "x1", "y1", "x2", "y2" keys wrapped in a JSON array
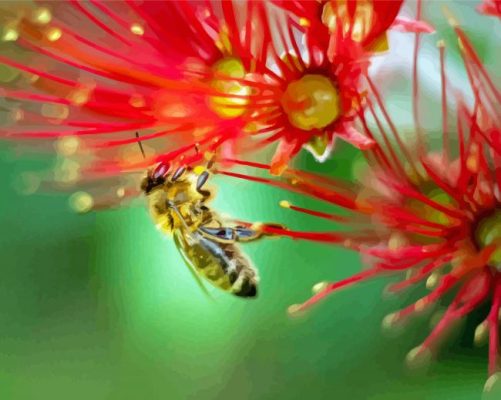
[
  {"x1": 392, "y1": 17, "x2": 435, "y2": 34},
  {"x1": 335, "y1": 124, "x2": 375, "y2": 150},
  {"x1": 270, "y1": 139, "x2": 302, "y2": 176}
]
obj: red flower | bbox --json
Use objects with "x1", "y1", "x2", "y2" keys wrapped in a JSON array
[
  {"x1": 228, "y1": 0, "x2": 407, "y2": 174},
  {"x1": 478, "y1": 0, "x2": 501, "y2": 18},
  {"x1": 0, "y1": 1, "x2": 267, "y2": 182},
  {"x1": 218, "y1": 15, "x2": 501, "y2": 388},
  {"x1": 0, "y1": 1, "x2": 408, "y2": 183}
]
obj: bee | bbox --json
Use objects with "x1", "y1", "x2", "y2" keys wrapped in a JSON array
[{"x1": 141, "y1": 160, "x2": 268, "y2": 298}]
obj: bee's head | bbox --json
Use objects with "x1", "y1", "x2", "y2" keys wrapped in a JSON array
[{"x1": 141, "y1": 162, "x2": 171, "y2": 194}]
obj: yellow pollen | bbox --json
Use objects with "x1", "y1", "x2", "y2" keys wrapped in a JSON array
[
  {"x1": 312, "y1": 281, "x2": 329, "y2": 294},
  {"x1": 299, "y1": 18, "x2": 310, "y2": 27},
  {"x1": 484, "y1": 372, "x2": 501, "y2": 394},
  {"x1": 474, "y1": 321, "x2": 488, "y2": 346},
  {"x1": 405, "y1": 345, "x2": 432, "y2": 370},
  {"x1": 208, "y1": 57, "x2": 250, "y2": 118},
  {"x1": 415, "y1": 299, "x2": 427, "y2": 312},
  {"x1": 2, "y1": 27, "x2": 19, "y2": 42},
  {"x1": 55, "y1": 136, "x2": 80, "y2": 156},
  {"x1": 442, "y1": 6, "x2": 459, "y2": 28},
  {"x1": 130, "y1": 23, "x2": 144, "y2": 36},
  {"x1": 474, "y1": 209, "x2": 501, "y2": 270},
  {"x1": 129, "y1": 94, "x2": 146, "y2": 108},
  {"x1": 41, "y1": 103, "x2": 69, "y2": 122},
  {"x1": 321, "y1": 1, "x2": 374, "y2": 42},
  {"x1": 69, "y1": 192, "x2": 94, "y2": 213},
  {"x1": 388, "y1": 232, "x2": 408, "y2": 251},
  {"x1": 281, "y1": 74, "x2": 340, "y2": 131},
  {"x1": 54, "y1": 159, "x2": 80, "y2": 184},
  {"x1": 32, "y1": 7, "x2": 52, "y2": 25},
  {"x1": 381, "y1": 313, "x2": 397, "y2": 331},
  {"x1": 68, "y1": 88, "x2": 91, "y2": 106},
  {"x1": 26, "y1": 73, "x2": 40, "y2": 83},
  {"x1": 425, "y1": 272, "x2": 440, "y2": 290},
  {"x1": 287, "y1": 304, "x2": 304, "y2": 317},
  {"x1": 46, "y1": 27, "x2": 62, "y2": 42},
  {"x1": 193, "y1": 165, "x2": 206, "y2": 175},
  {"x1": 12, "y1": 109, "x2": 24, "y2": 122},
  {"x1": 116, "y1": 187, "x2": 126, "y2": 198},
  {"x1": 279, "y1": 200, "x2": 291, "y2": 209}
]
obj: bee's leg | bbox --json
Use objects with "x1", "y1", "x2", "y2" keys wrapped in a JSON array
[
  {"x1": 197, "y1": 205, "x2": 218, "y2": 226},
  {"x1": 234, "y1": 223, "x2": 287, "y2": 242},
  {"x1": 167, "y1": 201, "x2": 191, "y2": 231},
  {"x1": 196, "y1": 170, "x2": 211, "y2": 197},
  {"x1": 199, "y1": 226, "x2": 237, "y2": 242},
  {"x1": 200, "y1": 223, "x2": 285, "y2": 243},
  {"x1": 171, "y1": 166, "x2": 186, "y2": 182},
  {"x1": 200, "y1": 226, "x2": 261, "y2": 242},
  {"x1": 233, "y1": 226, "x2": 262, "y2": 242}
]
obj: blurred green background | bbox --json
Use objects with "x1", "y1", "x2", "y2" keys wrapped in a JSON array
[{"x1": 1, "y1": 1, "x2": 501, "y2": 399}]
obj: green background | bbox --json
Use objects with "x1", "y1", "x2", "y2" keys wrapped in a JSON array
[{"x1": 1, "y1": 1, "x2": 501, "y2": 399}]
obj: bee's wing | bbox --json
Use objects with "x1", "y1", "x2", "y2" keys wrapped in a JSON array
[
  {"x1": 198, "y1": 225, "x2": 262, "y2": 243},
  {"x1": 172, "y1": 230, "x2": 213, "y2": 299},
  {"x1": 173, "y1": 228, "x2": 258, "y2": 298}
]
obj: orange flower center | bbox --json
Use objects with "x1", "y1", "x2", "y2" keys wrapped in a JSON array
[
  {"x1": 474, "y1": 209, "x2": 501, "y2": 269},
  {"x1": 281, "y1": 74, "x2": 340, "y2": 131}
]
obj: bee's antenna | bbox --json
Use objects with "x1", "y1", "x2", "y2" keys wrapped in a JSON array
[{"x1": 136, "y1": 131, "x2": 146, "y2": 159}]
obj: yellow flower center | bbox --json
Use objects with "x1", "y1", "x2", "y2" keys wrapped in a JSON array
[
  {"x1": 405, "y1": 186, "x2": 455, "y2": 245},
  {"x1": 208, "y1": 57, "x2": 250, "y2": 119},
  {"x1": 475, "y1": 209, "x2": 501, "y2": 269},
  {"x1": 418, "y1": 189, "x2": 454, "y2": 226},
  {"x1": 281, "y1": 74, "x2": 340, "y2": 131},
  {"x1": 321, "y1": 0, "x2": 374, "y2": 42}
]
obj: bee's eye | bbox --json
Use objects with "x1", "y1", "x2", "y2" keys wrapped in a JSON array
[
  {"x1": 142, "y1": 162, "x2": 171, "y2": 194},
  {"x1": 152, "y1": 162, "x2": 170, "y2": 180}
]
